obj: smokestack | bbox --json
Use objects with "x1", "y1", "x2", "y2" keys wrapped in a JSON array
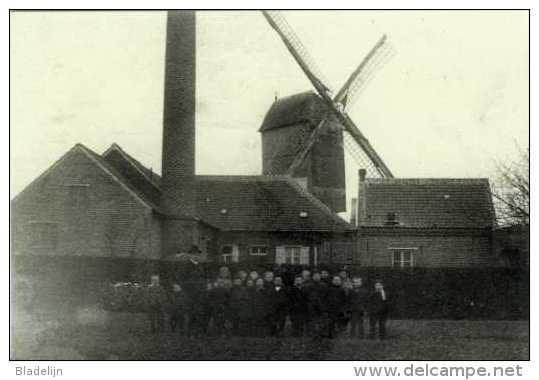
[
  {"x1": 357, "y1": 169, "x2": 367, "y2": 225},
  {"x1": 350, "y1": 198, "x2": 358, "y2": 226},
  {"x1": 161, "y1": 11, "x2": 199, "y2": 257},
  {"x1": 359, "y1": 168, "x2": 367, "y2": 182}
]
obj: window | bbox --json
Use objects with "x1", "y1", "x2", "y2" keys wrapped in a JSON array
[
  {"x1": 276, "y1": 246, "x2": 310, "y2": 265},
  {"x1": 249, "y1": 246, "x2": 268, "y2": 256},
  {"x1": 221, "y1": 245, "x2": 238, "y2": 263},
  {"x1": 391, "y1": 248, "x2": 416, "y2": 268},
  {"x1": 28, "y1": 222, "x2": 58, "y2": 249},
  {"x1": 385, "y1": 212, "x2": 399, "y2": 226}
]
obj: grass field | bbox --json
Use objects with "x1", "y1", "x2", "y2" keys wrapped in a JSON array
[{"x1": 11, "y1": 307, "x2": 529, "y2": 361}]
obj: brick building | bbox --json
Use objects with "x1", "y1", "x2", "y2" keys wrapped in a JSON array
[
  {"x1": 11, "y1": 11, "x2": 502, "y2": 275},
  {"x1": 493, "y1": 224, "x2": 529, "y2": 270},
  {"x1": 353, "y1": 171, "x2": 501, "y2": 268},
  {"x1": 11, "y1": 143, "x2": 356, "y2": 268}
]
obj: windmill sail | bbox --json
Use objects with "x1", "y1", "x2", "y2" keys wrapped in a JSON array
[
  {"x1": 262, "y1": 11, "x2": 333, "y2": 101},
  {"x1": 263, "y1": 11, "x2": 394, "y2": 179}
]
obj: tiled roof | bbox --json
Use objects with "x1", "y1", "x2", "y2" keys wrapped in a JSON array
[
  {"x1": 363, "y1": 178, "x2": 496, "y2": 229},
  {"x1": 259, "y1": 91, "x2": 328, "y2": 132},
  {"x1": 195, "y1": 176, "x2": 352, "y2": 231},
  {"x1": 79, "y1": 144, "x2": 160, "y2": 210},
  {"x1": 102, "y1": 144, "x2": 161, "y2": 205},
  {"x1": 100, "y1": 146, "x2": 353, "y2": 232}
]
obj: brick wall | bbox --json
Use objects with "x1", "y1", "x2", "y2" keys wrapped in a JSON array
[
  {"x1": 358, "y1": 228, "x2": 502, "y2": 268},
  {"x1": 211, "y1": 230, "x2": 357, "y2": 266},
  {"x1": 493, "y1": 225, "x2": 529, "y2": 269},
  {"x1": 11, "y1": 147, "x2": 160, "y2": 259}
]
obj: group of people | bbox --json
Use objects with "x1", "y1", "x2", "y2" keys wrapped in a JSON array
[{"x1": 147, "y1": 266, "x2": 390, "y2": 340}]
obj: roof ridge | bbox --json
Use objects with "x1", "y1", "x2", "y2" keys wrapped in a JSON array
[
  {"x1": 102, "y1": 143, "x2": 161, "y2": 188},
  {"x1": 366, "y1": 178, "x2": 490, "y2": 185},
  {"x1": 196, "y1": 175, "x2": 290, "y2": 182},
  {"x1": 77, "y1": 144, "x2": 159, "y2": 209}
]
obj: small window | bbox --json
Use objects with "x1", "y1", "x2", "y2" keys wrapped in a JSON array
[
  {"x1": 276, "y1": 246, "x2": 309, "y2": 265},
  {"x1": 28, "y1": 222, "x2": 58, "y2": 249},
  {"x1": 249, "y1": 246, "x2": 268, "y2": 256},
  {"x1": 385, "y1": 212, "x2": 399, "y2": 226},
  {"x1": 221, "y1": 245, "x2": 238, "y2": 263},
  {"x1": 391, "y1": 248, "x2": 416, "y2": 268}
]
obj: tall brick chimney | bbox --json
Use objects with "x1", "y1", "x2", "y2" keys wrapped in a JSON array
[
  {"x1": 357, "y1": 169, "x2": 368, "y2": 226},
  {"x1": 161, "y1": 11, "x2": 199, "y2": 257}
]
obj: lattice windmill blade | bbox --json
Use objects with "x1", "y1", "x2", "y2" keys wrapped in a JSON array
[
  {"x1": 342, "y1": 131, "x2": 384, "y2": 178},
  {"x1": 263, "y1": 10, "x2": 394, "y2": 179},
  {"x1": 334, "y1": 35, "x2": 387, "y2": 106},
  {"x1": 336, "y1": 36, "x2": 396, "y2": 110},
  {"x1": 262, "y1": 11, "x2": 334, "y2": 99},
  {"x1": 288, "y1": 35, "x2": 392, "y2": 174},
  {"x1": 339, "y1": 112, "x2": 394, "y2": 178},
  {"x1": 345, "y1": 44, "x2": 396, "y2": 110}
]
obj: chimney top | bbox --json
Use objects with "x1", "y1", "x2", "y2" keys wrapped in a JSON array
[{"x1": 359, "y1": 169, "x2": 367, "y2": 182}]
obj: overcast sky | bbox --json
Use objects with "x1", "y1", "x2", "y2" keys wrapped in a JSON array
[{"x1": 10, "y1": 10, "x2": 529, "y2": 213}]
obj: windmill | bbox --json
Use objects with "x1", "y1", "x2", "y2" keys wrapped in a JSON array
[{"x1": 261, "y1": 11, "x2": 395, "y2": 192}]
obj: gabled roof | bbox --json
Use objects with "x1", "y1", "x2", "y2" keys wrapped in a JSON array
[
  {"x1": 362, "y1": 178, "x2": 496, "y2": 229},
  {"x1": 259, "y1": 91, "x2": 329, "y2": 132},
  {"x1": 100, "y1": 145, "x2": 354, "y2": 232},
  {"x1": 102, "y1": 144, "x2": 161, "y2": 205},
  {"x1": 11, "y1": 143, "x2": 158, "y2": 210}
]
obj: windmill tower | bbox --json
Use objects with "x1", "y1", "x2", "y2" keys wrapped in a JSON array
[
  {"x1": 160, "y1": 11, "x2": 200, "y2": 257},
  {"x1": 261, "y1": 11, "x2": 394, "y2": 212}
]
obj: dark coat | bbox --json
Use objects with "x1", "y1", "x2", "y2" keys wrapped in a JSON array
[
  {"x1": 348, "y1": 286, "x2": 369, "y2": 313},
  {"x1": 287, "y1": 285, "x2": 308, "y2": 315},
  {"x1": 169, "y1": 290, "x2": 189, "y2": 314},
  {"x1": 229, "y1": 285, "x2": 250, "y2": 319},
  {"x1": 326, "y1": 285, "x2": 348, "y2": 317},
  {"x1": 305, "y1": 281, "x2": 328, "y2": 314},
  {"x1": 147, "y1": 284, "x2": 167, "y2": 309},
  {"x1": 209, "y1": 286, "x2": 229, "y2": 315},
  {"x1": 252, "y1": 287, "x2": 270, "y2": 319},
  {"x1": 271, "y1": 285, "x2": 289, "y2": 316},
  {"x1": 367, "y1": 290, "x2": 390, "y2": 316}
]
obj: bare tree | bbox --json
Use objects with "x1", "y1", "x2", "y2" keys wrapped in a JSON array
[{"x1": 491, "y1": 146, "x2": 529, "y2": 226}]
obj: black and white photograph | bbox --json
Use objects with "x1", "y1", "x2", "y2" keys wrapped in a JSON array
[{"x1": 8, "y1": 5, "x2": 530, "y2": 368}]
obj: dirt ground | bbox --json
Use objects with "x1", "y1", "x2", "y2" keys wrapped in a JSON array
[{"x1": 11, "y1": 306, "x2": 529, "y2": 360}]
